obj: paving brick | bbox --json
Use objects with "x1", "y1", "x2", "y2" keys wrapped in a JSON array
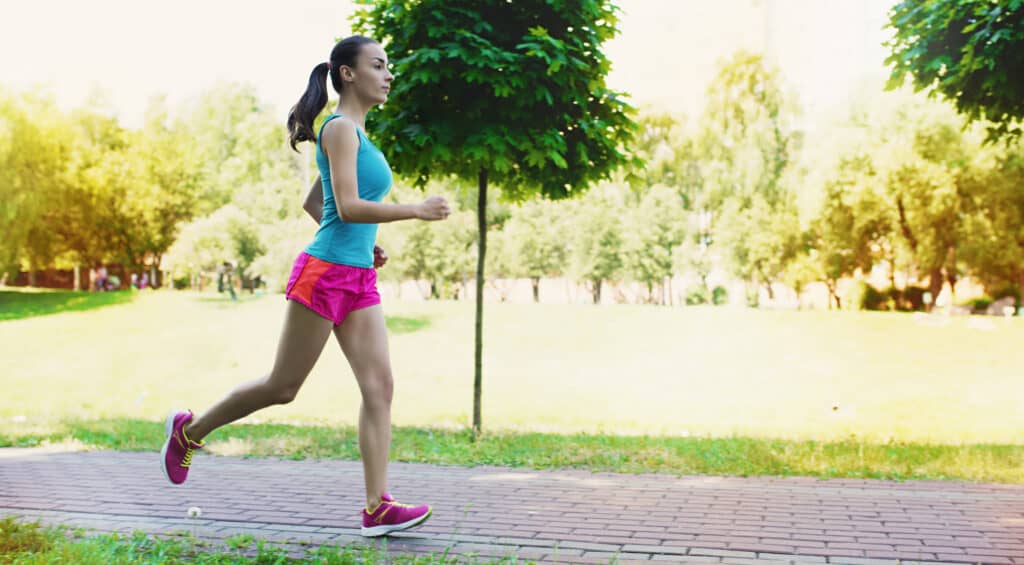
[{"x1": 2, "y1": 449, "x2": 1022, "y2": 564}]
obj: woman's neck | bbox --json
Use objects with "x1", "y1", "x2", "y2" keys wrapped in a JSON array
[{"x1": 335, "y1": 97, "x2": 370, "y2": 131}]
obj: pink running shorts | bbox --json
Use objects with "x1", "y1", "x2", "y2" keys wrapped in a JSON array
[{"x1": 285, "y1": 252, "x2": 380, "y2": 325}]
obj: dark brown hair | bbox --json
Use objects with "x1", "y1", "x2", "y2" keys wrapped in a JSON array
[{"x1": 286, "y1": 35, "x2": 377, "y2": 151}]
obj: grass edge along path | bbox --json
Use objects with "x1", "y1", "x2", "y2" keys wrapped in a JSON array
[
  {"x1": 3, "y1": 419, "x2": 1021, "y2": 484},
  {"x1": 0, "y1": 516, "x2": 517, "y2": 564}
]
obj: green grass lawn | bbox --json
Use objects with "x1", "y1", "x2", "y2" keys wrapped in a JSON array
[
  {"x1": 0, "y1": 516, "x2": 503, "y2": 564},
  {"x1": 5, "y1": 418, "x2": 1020, "y2": 482},
  {"x1": 3, "y1": 287, "x2": 1021, "y2": 444},
  {"x1": 0, "y1": 288, "x2": 134, "y2": 320}
]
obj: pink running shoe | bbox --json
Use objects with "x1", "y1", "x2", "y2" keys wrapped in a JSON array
[
  {"x1": 361, "y1": 492, "x2": 431, "y2": 537},
  {"x1": 160, "y1": 410, "x2": 204, "y2": 485}
]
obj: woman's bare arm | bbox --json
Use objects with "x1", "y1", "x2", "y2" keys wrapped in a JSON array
[
  {"x1": 322, "y1": 118, "x2": 449, "y2": 223},
  {"x1": 303, "y1": 176, "x2": 323, "y2": 224}
]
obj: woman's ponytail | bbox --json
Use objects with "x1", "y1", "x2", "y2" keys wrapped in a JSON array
[
  {"x1": 286, "y1": 36, "x2": 376, "y2": 151},
  {"x1": 287, "y1": 62, "x2": 330, "y2": 151}
]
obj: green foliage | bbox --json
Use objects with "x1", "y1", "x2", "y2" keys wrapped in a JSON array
[
  {"x1": 699, "y1": 50, "x2": 799, "y2": 210},
  {"x1": 851, "y1": 281, "x2": 888, "y2": 311},
  {"x1": 808, "y1": 153, "x2": 890, "y2": 306},
  {"x1": 801, "y1": 89, "x2": 1012, "y2": 305},
  {"x1": 163, "y1": 205, "x2": 266, "y2": 287},
  {"x1": 0, "y1": 90, "x2": 68, "y2": 277},
  {"x1": 568, "y1": 187, "x2": 624, "y2": 303},
  {"x1": 957, "y1": 140, "x2": 1024, "y2": 296},
  {"x1": 623, "y1": 184, "x2": 687, "y2": 302},
  {"x1": 505, "y1": 199, "x2": 569, "y2": 279},
  {"x1": 886, "y1": 0, "x2": 1024, "y2": 139},
  {"x1": 718, "y1": 193, "x2": 803, "y2": 298},
  {"x1": 849, "y1": 282, "x2": 931, "y2": 312},
  {"x1": 161, "y1": 85, "x2": 308, "y2": 291},
  {"x1": 711, "y1": 285, "x2": 729, "y2": 306},
  {"x1": 353, "y1": 0, "x2": 638, "y2": 200},
  {"x1": 395, "y1": 201, "x2": 477, "y2": 300},
  {"x1": 684, "y1": 286, "x2": 708, "y2": 305},
  {"x1": 0, "y1": 86, "x2": 225, "y2": 284},
  {"x1": 631, "y1": 109, "x2": 702, "y2": 206},
  {"x1": 697, "y1": 51, "x2": 803, "y2": 292},
  {"x1": 354, "y1": 0, "x2": 637, "y2": 432}
]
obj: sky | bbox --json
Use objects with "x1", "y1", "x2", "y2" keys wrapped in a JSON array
[{"x1": 0, "y1": 0, "x2": 895, "y2": 129}]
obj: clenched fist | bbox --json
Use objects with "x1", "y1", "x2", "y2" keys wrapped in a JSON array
[
  {"x1": 416, "y1": 196, "x2": 451, "y2": 221},
  {"x1": 373, "y1": 245, "x2": 388, "y2": 268}
]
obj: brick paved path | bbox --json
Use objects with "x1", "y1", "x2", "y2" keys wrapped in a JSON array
[{"x1": 1, "y1": 448, "x2": 1021, "y2": 564}]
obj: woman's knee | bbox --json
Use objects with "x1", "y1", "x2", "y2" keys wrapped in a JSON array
[
  {"x1": 261, "y1": 375, "x2": 302, "y2": 405},
  {"x1": 361, "y1": 371, "x2": 394, "y2": 409}
]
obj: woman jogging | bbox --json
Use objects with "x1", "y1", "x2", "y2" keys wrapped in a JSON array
[{"x1": 160, "y1": 35, "x2": 450, "y2": 537}]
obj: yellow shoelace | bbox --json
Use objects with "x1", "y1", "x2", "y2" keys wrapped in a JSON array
[
  {"x1": 178, "y1": 427, "x2": 203, "y2": 469},
  {"x1": 180, "y1": 446, "x2": 195, "y2": 468}
]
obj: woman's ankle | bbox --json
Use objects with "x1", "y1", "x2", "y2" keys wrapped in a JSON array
[{"x1": 183, "y1": 421, "x2": 204, "y2": 444}]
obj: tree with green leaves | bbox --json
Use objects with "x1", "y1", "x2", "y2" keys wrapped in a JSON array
[
  {"x1": 631, "y1": 110, "x2": 702, "y2": 202},
  {"x1": 505, "y1": 199, "x2": 568, "y2": 303},
  {"x1": 624, "y1": 184, "x2": 686, "y2": 304},
  {"x1": 958, "y1": 140, "x2": 1024, "y2": 303},
  {"x1": 886, "y1": 0, "x2": 1024, "y2": 140},
  {"x1": 354, "y1": 0, "x2": 637, "y2": 433},
  {"x1": 570, "y1": 186, "x2": 624, "y2": 304},
  {"x1": 0, "y1": 90, "x2": 68, "y2": 283},
  {"x1": 872, "y1": 94, "x2": 978, "y2": 304},
  {"x1": 698, "y1": 51, "x2": 801, "y2": 299},
  {"x1": 809, "y1": 179, "x2": 879, "y2": 309}
]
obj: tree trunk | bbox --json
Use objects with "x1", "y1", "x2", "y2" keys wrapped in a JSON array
[
  {"x1": 592, "y1": 279, "x2": 602, "y2": 304},
  {"x1": 1018, "y1": 268, "x2": 1024, "y2": 310},
  {"x1": 896, "y1": 197, "x2": 918, "y2": 252},
  {"x1": 927, "y1": 267, "x2": 943, "y2": 312},
  {"x1": 757, "y1": 266, "x2": 775, "y2": 301},
  {"x1": 531, "y1": 277, "x2": 540, "y2": 303},
  {"x1": 473, "y1": 168, "x2": 487, "y2": 435},
  {"x1": 945, "y1": 246, "x2": 957, "y2": 300},
  {"x1": 154, "y1": 254, "x2": 163, "y2": 288}
]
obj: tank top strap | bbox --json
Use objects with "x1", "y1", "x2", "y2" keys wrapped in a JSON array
[
  {"x1": 317, "y1": 113, "x2": 366, "y2": 152},
  {"x1": 316, "y1": 113, "x2": 344, "y2": 147}
]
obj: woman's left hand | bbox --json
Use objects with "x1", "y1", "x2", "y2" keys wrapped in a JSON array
[{"x1": 373, "y1": 245, "x2": 388, "y2": 268}]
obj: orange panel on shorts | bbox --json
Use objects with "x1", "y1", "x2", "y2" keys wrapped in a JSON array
[{"x1": 290, "y1": 255, "x2": 332, "y2": 305}]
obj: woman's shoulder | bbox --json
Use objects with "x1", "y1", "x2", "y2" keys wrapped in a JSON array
[
  {"x1": 320, "y1": 116, "x2": 361, "y2": 149},
  {"x1": 321, "y1": 114, "x2": 356, "y2": 136}
]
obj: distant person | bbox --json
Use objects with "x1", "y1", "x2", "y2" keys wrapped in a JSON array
[
  {"x1": 221, "y1": 262, "x2": 237, "y2": 301},
  {"x1": 95, "y1": 266, "x2": 108, "y2": 291},
  {"x1": 160, "y1": 35, "x2": 450, "y2": 537}
]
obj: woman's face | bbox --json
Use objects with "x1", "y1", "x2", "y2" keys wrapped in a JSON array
[{"x1": 342, "y1": 42, "x2": 394, "y2": 105}]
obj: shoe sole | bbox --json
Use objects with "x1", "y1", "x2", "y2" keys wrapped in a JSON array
[
  {"x1": 159, "y1": 410, "x2": 180, "y2": 485},
  {"x1": 360, "y1": 508, "x2": 432, "y2": 537}
]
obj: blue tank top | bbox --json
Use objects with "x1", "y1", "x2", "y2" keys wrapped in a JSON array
[{"x1": 305, "y1": 114, "x2": 393, "y2": 268}]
